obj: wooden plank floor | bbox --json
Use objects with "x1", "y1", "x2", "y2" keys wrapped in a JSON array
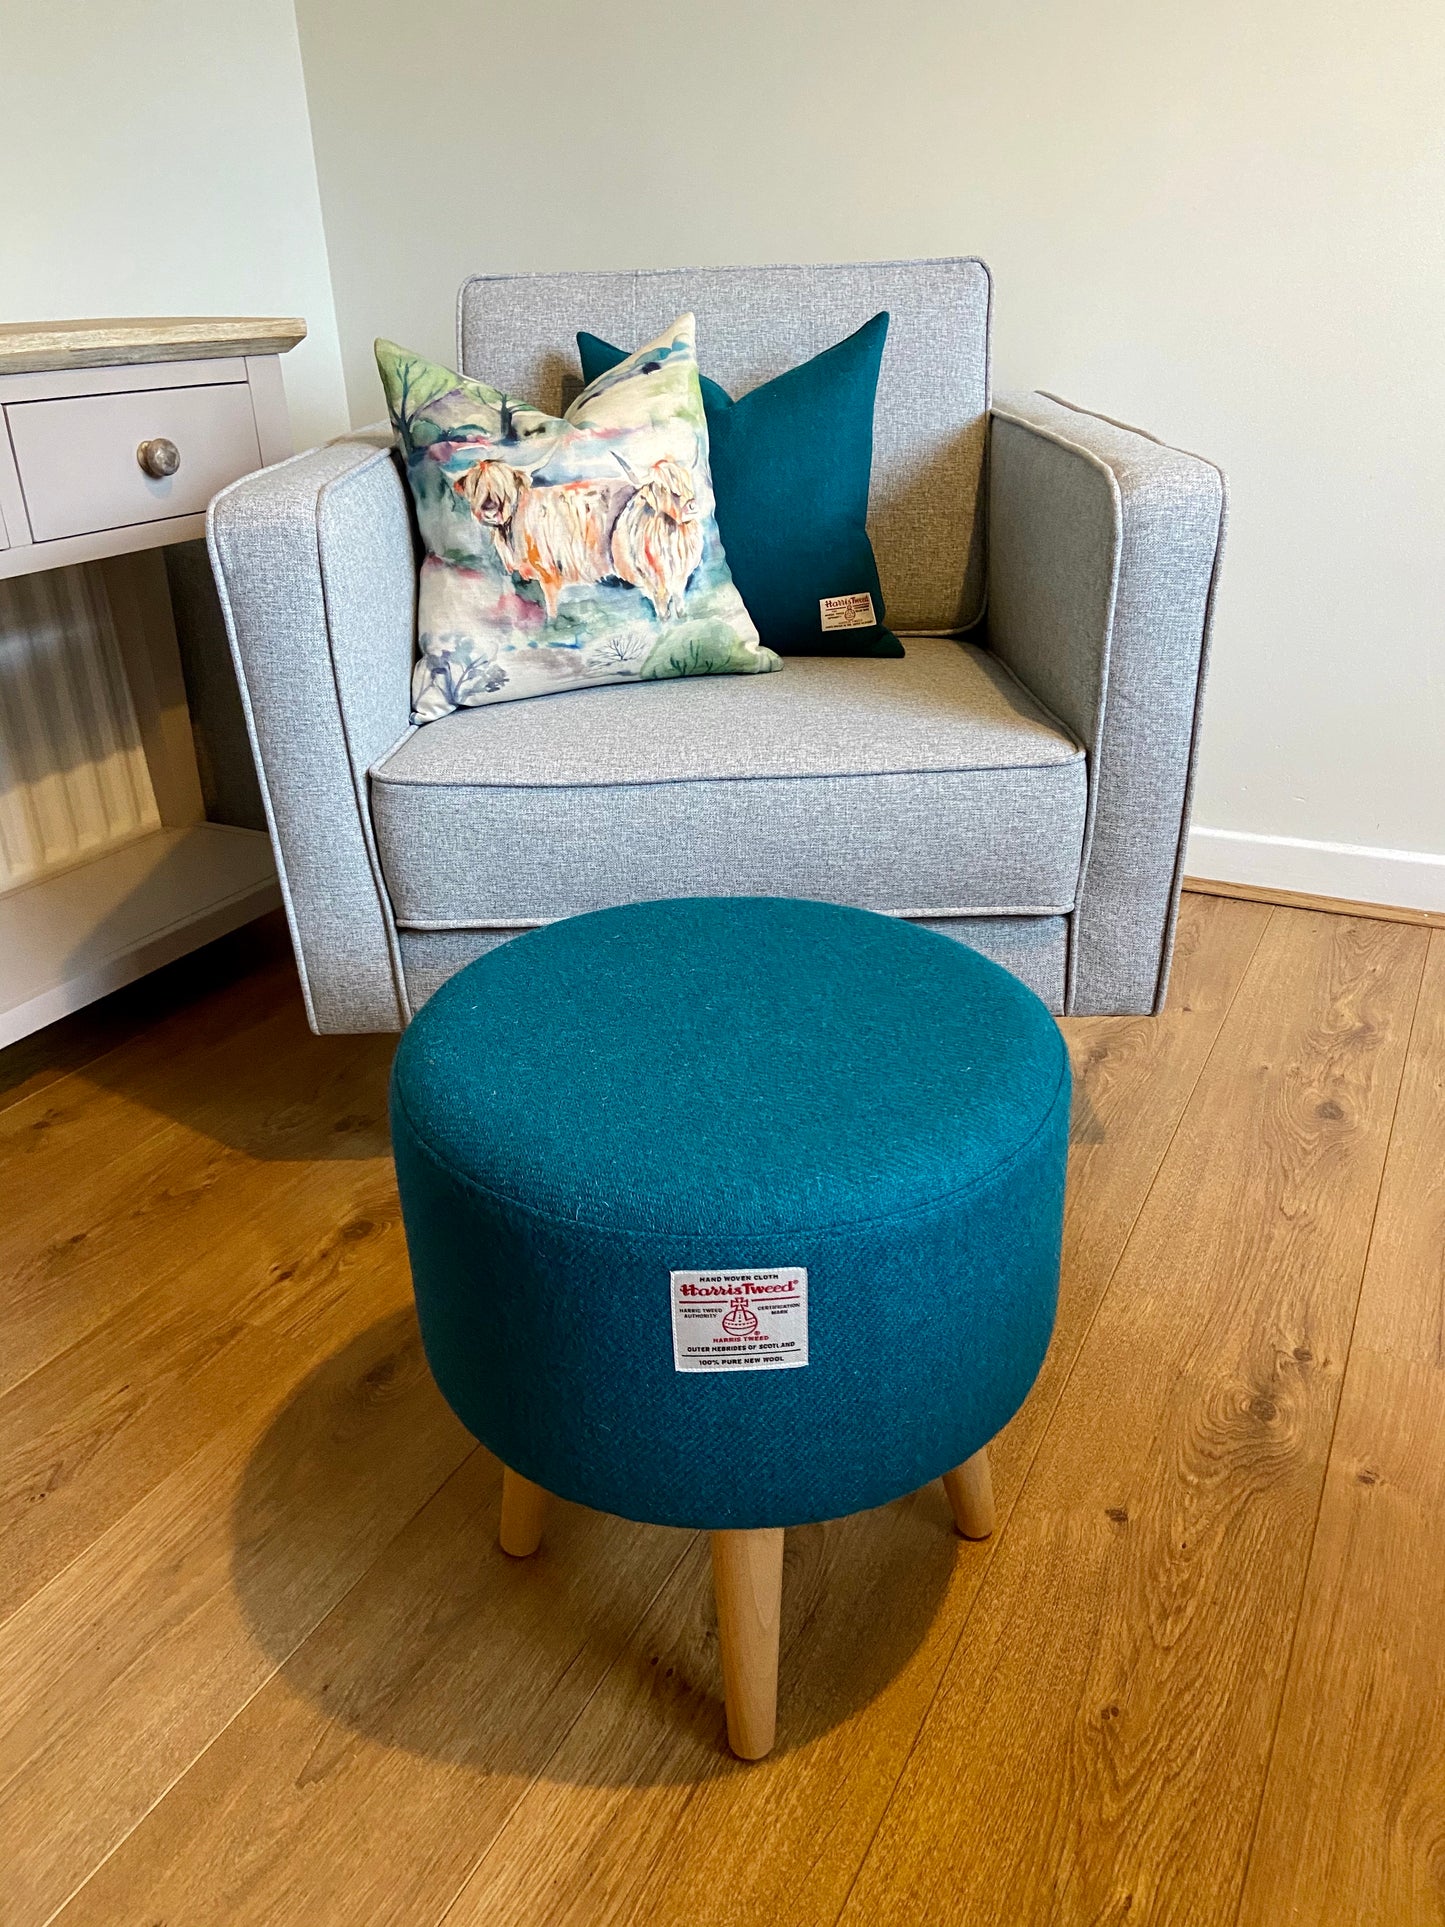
[{"x1": 1, "y1": 896, "x2": 1441, "y2": 1927}]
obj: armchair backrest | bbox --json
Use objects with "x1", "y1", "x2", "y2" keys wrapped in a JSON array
[{"x1": 456, "y1": 258, "x2": 991, "y2": 634}]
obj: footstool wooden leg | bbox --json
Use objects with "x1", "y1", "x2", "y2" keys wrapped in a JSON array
[
  {"x1": 711, "y1": 1527, "x2": 785, "y2": 1761},
  {"x1": 943, "y1": 1445, "x2": 996, "y2": 1539},
  {"x1": 499, "y1": 1467, "x2": 548, "y2": 1556}
]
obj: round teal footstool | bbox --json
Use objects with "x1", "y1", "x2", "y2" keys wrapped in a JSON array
[{"x1": 390, "y1": 896, "x2": 1070, "y2": 1757}]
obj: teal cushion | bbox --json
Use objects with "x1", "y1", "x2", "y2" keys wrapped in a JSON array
[
  {"x1": 391, "y1": 897, "x2": 1069, "y2": 1530},
  {"x1": 578, "y1": 315, "x2": 902, "y2": 658}
]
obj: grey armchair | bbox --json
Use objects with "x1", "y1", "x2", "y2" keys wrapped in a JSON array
[{"x1": 208, "y1": 259, "x2": 1224, "y2": 1032}]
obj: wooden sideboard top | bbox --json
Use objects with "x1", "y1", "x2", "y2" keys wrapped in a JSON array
[{"x1": 0, "y1": 317, "x2": 307, "y2": 375}]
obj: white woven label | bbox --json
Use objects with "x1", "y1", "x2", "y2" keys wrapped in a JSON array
[
  {"x1": 670, "y1": 1268, "x2": 809, "y2": 1372},
  {"x1": 819, "y1": 592, "x2": 876, "y2": 632}
]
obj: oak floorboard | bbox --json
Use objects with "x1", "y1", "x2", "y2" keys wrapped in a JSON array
[
  {"x1": 838, "y1": 909, "x2": 1427, "y2": 1927},
  {"x1": 30, "y1": 893, "x2": 1441, "y2": 1927},
  {"x1": 1237, "y1": 929, "x2": 1445, "y2": 1924},
  {"x1": 0, "y1": 1165, "x2": 405, "y2": 1624},
  {"x1": 51, "y1": 1474, "x2": 695, "y2": 1927},
  {"x1": 0, "y1": 1276, "x2": 473, "y2": 1927},
  {"x1": 443, "y1": 1494, "x2": 972, "y2": 1927},
  {"x1": 0, "y1": 999, "x2": 394, "y2": 1400},
  {"x1": 1344, "y1": 928, "x2": 1445, "y2": 1369},
  {"x1": 0, "y1": 930, "x2": 400, "y2": 1619},
  {"x1": 427, "y1": 895, "x2": 1273, "y2": 1927}
]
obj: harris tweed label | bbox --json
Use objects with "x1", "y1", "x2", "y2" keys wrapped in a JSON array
[{"x1": 670, "y1": 1268, "x2": 809, "y2": 1372}]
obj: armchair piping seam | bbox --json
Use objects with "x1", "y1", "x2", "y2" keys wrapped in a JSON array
[
  {"x1": 395, "y1": 905, "x2": 1075, "y2": 933},
  {"x1": 369, "y1": 754, "x2": 1084, "y2": 794}
]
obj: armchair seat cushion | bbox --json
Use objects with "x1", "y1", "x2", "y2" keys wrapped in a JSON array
[{"x1": 369, "y1": 636, "x2": 1085, "y2": 929}]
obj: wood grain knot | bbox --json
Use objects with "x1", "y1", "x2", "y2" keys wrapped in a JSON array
[{"x1": 360, "y1": 1355, "x2": 400, "y2": 1396}]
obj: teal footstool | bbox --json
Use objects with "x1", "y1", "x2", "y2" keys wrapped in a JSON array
[{"x1": 390, "y1": 896, "x2": 1070, "y2": 1757}]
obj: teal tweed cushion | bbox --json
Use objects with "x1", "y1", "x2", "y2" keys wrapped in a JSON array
[
  {"x1": 578, "y1": 315, "x2": 902, "y2": 657},
  {"x1": 390, "y1": 897, "x2": 1069, "y2": 1530}
]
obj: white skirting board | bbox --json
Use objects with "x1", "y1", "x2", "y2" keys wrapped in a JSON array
[
  {"x1": 1186, "y1": 826, "x2": 1445, "y2": 915},
  {"x1": 0, "y1": 822, "x2": 280, "y2": 1048}
]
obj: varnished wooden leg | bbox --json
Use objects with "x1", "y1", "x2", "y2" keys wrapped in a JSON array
[
  {"x1": 499, "y1": 1467, "x2": 548, "y2": 1556},
  {"x1": 711, "y1": 1527, "x2": 785, "y2": 1760},
  {"x1": 942, "y1": 1445, "x2": 996, "y2": 1539}
]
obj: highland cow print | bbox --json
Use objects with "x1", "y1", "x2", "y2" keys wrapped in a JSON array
[{"x1": 377, "y1": 313, "x2": 775, "y2": 719}]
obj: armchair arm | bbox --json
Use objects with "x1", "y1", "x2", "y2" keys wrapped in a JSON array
[
  {"x1": 987, "y1": 392, "x2": 1226, "y2": 1015},
  {"x1": 208, "y1": 433, "x2": 417, "y2": 1033}
]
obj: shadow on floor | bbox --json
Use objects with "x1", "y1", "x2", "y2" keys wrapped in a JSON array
[
  {"x1": 231, "y1": 1309, "x2": 962, "y2": 1778},
  {"x1": 1069, "y1": 1070, "x2": 1105, "y2": 1146},
  {"x1": 1, "y1": 909, "x2": 396, "y2": 1162}
]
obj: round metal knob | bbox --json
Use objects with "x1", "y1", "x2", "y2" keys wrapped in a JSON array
[{"x1": 136, "y1": 437, "x2": 180, "y2": 479}]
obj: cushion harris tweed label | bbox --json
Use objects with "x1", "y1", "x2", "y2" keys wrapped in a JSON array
[{"x1": 819, "y1": 592, "x2": 876, "y2": 631}]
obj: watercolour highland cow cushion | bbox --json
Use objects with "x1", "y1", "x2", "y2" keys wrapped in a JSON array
[{"x1": 376, "y1": 316, "x2": 779, "y2": 721}]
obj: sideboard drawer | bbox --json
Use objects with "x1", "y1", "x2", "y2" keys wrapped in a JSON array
[{"x1": 5, "y1": 382, "x2": 263, "y2": 542}]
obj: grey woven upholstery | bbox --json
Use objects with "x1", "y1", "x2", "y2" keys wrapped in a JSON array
[
  {"x1": 208, "y1": 259, "x2": 1224, "y2": 1030},
  {"x1": 397, "y1": 914, "x2": 1071, "y2": 1018},
  {"x1": 987, "y1": 392, "x2": 1225, "y2": 1013},
  {"x1": 208, "y1": 431, "x2": 412, "y2": 1031},
  {"x1": 371, "y1": 639, "x2": 1085, "y2": 926}
]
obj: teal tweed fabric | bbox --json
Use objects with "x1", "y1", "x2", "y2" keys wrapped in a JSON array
[
  {"x1": 390, "y1": 897, "x2": 1069, "y2": 1529},
  {"x1": 577, "y1": 316, "x2": 901, "y2": 658}
]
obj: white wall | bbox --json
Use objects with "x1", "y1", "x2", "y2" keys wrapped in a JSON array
[
  {"x1": 294, "y1": 0, "x2": 1445, "y2": 901},
  {"x1": 1, "y1": 0, "x2": 349, "y2": 451}
]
